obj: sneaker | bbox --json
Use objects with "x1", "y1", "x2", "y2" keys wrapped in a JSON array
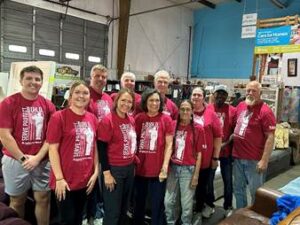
[
  {"x1": 201, "y1": 204, "x2": 215, "y2": 218},
  {"x1": 126, "y1": 210, "x2": 133, "y2": 219},
  {"x1": 82, "y1": 219, "x2": 88, "y2": 225},
  {"x1": 192, "y1": 212, "x2": 202, "y2": 225},
  {"x1": 93, "y1": 218, "x2": 103, "y2": 225},
  {"x1": 225, "y1": 207, "x2": 233, "y2": 217}
]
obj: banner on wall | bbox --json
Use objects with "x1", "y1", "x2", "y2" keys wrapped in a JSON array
[{"x1": 255, "y1": 25, "x2": 300, "y2": 53}]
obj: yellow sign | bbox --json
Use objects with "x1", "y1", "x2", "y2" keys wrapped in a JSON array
[{"x1": 255, "y1": 45, "x2": 300, "y2": 54}]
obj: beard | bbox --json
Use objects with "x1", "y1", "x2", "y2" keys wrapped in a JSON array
[{"x1": 245, "y1": 96, "x2": 255, "y2": 106}]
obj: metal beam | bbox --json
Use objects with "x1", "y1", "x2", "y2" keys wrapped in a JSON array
[
  {"x1": 235, "y1": 0, "x2": 242, "y2": 2},
  {"x1": 197, "y1": 0, "x2": 215, "y2": 9}
]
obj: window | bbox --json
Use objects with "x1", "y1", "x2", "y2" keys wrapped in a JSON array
[
  {"x1": 65, "y1": 52, "x2": 80, "y2": 60},
  {"x1": 8, "y1": 45, "x2": 27, "y2": 53},
  {"x1": 39, "y1": 49, "x2": 55, "y2": 57}
]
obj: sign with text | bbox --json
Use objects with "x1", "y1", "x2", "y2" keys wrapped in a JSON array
[
  {"x1": 241, "y1": 26, "x2": 256, "y2": 39},
  {"x1": 256, "y1": 26, "x2": 291, "y2": 46},
  {"x1": 242, "y1": 13, "x2": 257, "y2": 26}
]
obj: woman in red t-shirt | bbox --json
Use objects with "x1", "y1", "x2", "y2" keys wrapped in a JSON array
[
  {"x1": 97, "y1": 88, "x2": 137, "y2": 225},
  {"x1": 133, "y1": 88, "x2": 174, "y2": 225},
  {"x1": 164, "y1": 100, "x2": 206, "y2": 225},
  {"x1": 47, "y1": 81, "x2": 99, "y2": 225}
]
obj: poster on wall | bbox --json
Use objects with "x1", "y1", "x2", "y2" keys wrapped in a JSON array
[
  {"x1": 282, "y1": 52, "x2": 300, "y2": 86},
  {"x1": 54, "y1": 64, "x2": 81, "y2": 87},
  {"x1": 7, "y1": 61, "x2": 56, "y2": 100}
]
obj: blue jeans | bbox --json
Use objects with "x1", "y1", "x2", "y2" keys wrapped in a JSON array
[
  {"x1": 220, "y1": 157, "x2": 233, "y2": 209},
  {"x1": 165, "y1": 164, "x2": 195, "y2": 225},
  {"x1": 233, "y1": 158, "x2": 265, "y2": 209}
]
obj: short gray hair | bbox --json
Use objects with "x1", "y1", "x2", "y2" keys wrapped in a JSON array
[{"x1": 154, "y1": 70, "x2": 170, "y2": 82}]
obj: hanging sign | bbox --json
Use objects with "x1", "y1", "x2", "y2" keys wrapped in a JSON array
[
  {"x1": 241, "y1": 26, "x2": 256, "y2": 39},
  {"x1": 242, "y1": 13, "x2": 257, "y2": 26}
]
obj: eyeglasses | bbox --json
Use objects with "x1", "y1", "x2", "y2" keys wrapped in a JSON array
[{"x1": 180, "y1": 108, "x2": 192, "y2": 112}]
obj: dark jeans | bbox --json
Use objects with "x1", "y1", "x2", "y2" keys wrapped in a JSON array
[
  {"x1": 134, "y1": 176, "x2": 166, "y2": 225},
  {"x1": 56, "y1": 188, "x2": 87, "y2": 225},
  {"x1": 195, "y1": 168, "x2": 216, "y2": 211},
  {"x1": 102, "y1": 164, "x2": 134, "y2": 225},
  {"x1": 220, "y1": 157, "x2": 233, "y2": 209},
  {"x1": 85, "y1": 179, "x2": 104, "y2": 219}
]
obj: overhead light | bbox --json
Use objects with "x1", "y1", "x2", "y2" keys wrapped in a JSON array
[
  {"x1": 88, "y1": 56, "x2": 101, "y2": 63},
  {"x1": 39, "y1": 49, "x2": 55, "y2": 57},
  {"x1": 65, "y1": 52, "x2": 80, "y2": 60},
  {"x1": 8, "y1": 45, "x2": 27, "y2": 53}
]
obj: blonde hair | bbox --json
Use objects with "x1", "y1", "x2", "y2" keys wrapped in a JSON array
[{"x1": 90, "y1": 64, "x2": 107, "y2": 77}]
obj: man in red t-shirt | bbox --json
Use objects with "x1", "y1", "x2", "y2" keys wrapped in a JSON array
[
  {"x1": 154, "y1": 70, "x2": 178, "y2": 120},
  {"x1": 0, "y1": 66, "x2": 56, "y2": 225},
  {"x1": 88, "y1": 64, "x2": 113, "y2": 122},
  {"x1": 86, "y1": 64, "x2": 113, "y2": 224},
  {"x1": 233, "y1": 81, "x2": 276, "y2": 209},
  {"x1": 208, "y1": 85, "x2": 236, "y2": 216}
]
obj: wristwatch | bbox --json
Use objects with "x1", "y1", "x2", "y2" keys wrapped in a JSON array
[
  {"x1": 19, "y1": 156, "x2": 26, "y2": 163},
  {"x1": 212, "y1": 157, "x2": 219, "y2": 161}
]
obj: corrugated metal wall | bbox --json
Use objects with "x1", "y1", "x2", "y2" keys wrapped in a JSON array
[{"x1": 0, "y1": 0, "x2": 108, "y2": 78}]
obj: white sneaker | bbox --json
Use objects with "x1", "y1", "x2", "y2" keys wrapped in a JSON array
[
  {"x1": 192, "y1": 212, "x2": 202, "y2": 225},
  {"x1": 93, "y1": 218, "x2": 103, "y2": 225},
  {"x1": 225, "y1": 208, "x2": 233, "y2": 217},
  {"x1": 82, "y1": 219, "x2": 88, "y2": 225},
  {"x1": 201, "y1": 204, "x2": 215, "y2": 218}
]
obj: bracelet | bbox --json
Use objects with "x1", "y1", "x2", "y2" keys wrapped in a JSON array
[
  {"x1": 212, "y1": 157, "x2": 219, "y2": 161},
  {"x1": 56, "y1": 178, "x2": 64, "y2": 181}
]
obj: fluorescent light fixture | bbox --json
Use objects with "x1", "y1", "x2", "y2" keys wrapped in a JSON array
[
  {"x1": 65, "y1": 52, "x2": 80, "y2": 60},
  {"x1": 88, "y1": 56, "x2": 101, "y2": 63},
  {"x1": 39, "y1": 49, "x2": 55, "y2": 57},
  {"x1": 8, "y1": 45, "x2": 27, "y2": 53}
]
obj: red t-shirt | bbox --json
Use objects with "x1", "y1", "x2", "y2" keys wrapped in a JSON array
[
  {"x1": 88, "y1": 87, "x2": 113, "y2": 121},
  {"x1": 162, "y1": 98, "x2": 179, "y2": 120},
  {"x1": 111, "y1": 92, "x2": 141, "y2": 116},
  {"x1": 233, "y1": 101, "x2": 276, "y2": 160},
  {"x1": 193, "y1": 107, "x2": 223, "y2": 169},
  {"x1": 171, "y1": 122, "x2": 207, "y2": 166},
  {"x1": 98, "y1": 112, "x2": 136, "y2": 166},
  {"x1": 47, "y1": 108, "x2": 98, "y2": 190},
  {"x1": 135, "y1": 112, "x2": 174, "y2": 177},
  {"x1": 207, "y1": 104, "x2": 236, "y2": 157},
  {"x1": 0, "y1": 93, "x2": 56, "y2": 158}
]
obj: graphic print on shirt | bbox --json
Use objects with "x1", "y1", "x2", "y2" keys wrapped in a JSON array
[
  {"x1": 96, "y1": 100, "x2": 110, "y2": 121},
  {"x1": 234, "y1": 110, "x2": 253, "y2": 137},
  {"x1": 194, "y1": 114, "x2": 204, "y2": 126},
  {"x1": 174, "y1": 130, "x2": 187, "y2": 161},
  {"x1": 120, "y1": 124, "x2": 137, "y2": 158},
  {"x1": 216, "y1": 112, "x2": 225, "y2": 128},
  {"x1": 73, "y1": 121, "x2": 94, "y2": 161},
  {"x1": 162, "y1": 105, "x2": 171, "y2": 117},
  {"x1": 139, "y1": 122, "x2": 159, "y2": 153},
  {"x1": 22, "y1": 107, "x2": 44, "y2": 144}
]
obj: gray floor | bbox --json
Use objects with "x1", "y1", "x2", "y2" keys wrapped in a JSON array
[{"x1": 201, "y1": 164, "x2": 300, "y2": 225}]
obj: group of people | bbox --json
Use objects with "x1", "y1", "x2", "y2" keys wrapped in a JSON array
[{"x1": 0, "y1": 64, "x2": 276, "y2": 225}]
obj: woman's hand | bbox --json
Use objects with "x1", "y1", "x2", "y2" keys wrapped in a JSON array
[
  {"x1": 159, "y1": 167, "x2": 168, "y2": 182},
  {"x1": 103, "y1": 171, "x2": 116, "y2": 192},
  {"x1": 55, "y1": 179, "x2": 70, "y2": 201},
  {"x1": 86, "y1": 173, "x2": 98, "y2": 195},
  {"x1": 190, "y1": 174, "x2": 198, "y2": 189}
]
